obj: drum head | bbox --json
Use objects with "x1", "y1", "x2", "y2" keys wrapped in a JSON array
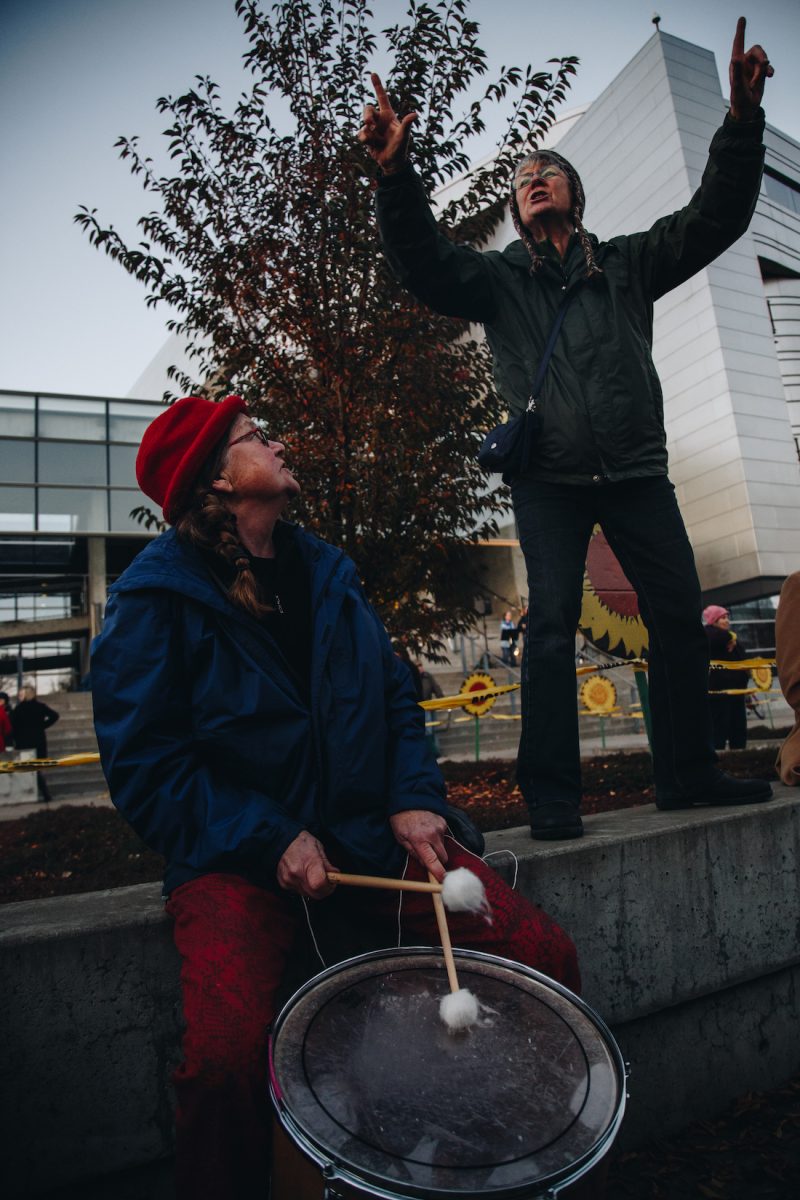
[{"x1": 270, "y1": 949, "x2": 625, "y2": 1199}]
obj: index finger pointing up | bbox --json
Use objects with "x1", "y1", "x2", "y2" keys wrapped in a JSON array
[
  {"x1": 370, "y1": 71, "x2": 392, "y2": 112},
  {"x1": 733, "y1": 15, "x2": 746, "y2": 57}
]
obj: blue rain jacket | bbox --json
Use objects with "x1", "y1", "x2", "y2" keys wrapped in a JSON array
[{"x1": 91, "y1": 525, "x2": 447, "y2": 894}]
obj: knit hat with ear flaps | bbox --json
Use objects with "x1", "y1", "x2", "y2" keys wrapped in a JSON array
[
  {"x1": 510, "y1": 149, "x2": 602, "y2": 279},
  {"x1": 136, "y1": 394, "x2": 248, "y2": 524}
]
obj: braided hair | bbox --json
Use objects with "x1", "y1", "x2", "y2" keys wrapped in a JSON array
[
  {"x1": 174, "y1": 433, "x2": 277, "y2": 620},
  {"x1": 510, "y1": 150, "x2": 602, "y2": 280}
]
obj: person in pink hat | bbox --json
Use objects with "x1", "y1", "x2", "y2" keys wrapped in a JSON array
[
  {"x1": 91, "y1": 394, "x2": 580, "y2": 1200},
  {"x1": 702, "y1": 605, "x2": 751, "y2": 750}
]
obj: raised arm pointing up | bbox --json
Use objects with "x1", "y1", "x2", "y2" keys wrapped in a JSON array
[{"x1": 357, "y1": 72, "x2": 417, "y2": 174}]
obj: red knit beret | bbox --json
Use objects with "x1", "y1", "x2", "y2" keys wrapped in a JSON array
[{"x1": 136, "y1": 394, "x2": 248, "y2": 524}]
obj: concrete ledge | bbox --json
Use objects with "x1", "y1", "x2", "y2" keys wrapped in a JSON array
[
  {"x1": 484, "y1": 793, "x2": 800, "y2": 1024},
  {"x1": 1, "y1": 790, "x2": 799, "y2": 1196}
]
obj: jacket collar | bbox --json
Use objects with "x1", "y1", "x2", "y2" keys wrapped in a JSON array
[
  {"x1": 502, "y1": 230, "x2": 602, "y2": 276},
  {"x1": 109, "y1": 524, "x2": 352, "y2": 617}
]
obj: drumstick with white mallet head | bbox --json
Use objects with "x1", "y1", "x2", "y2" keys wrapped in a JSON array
[
  {"x1": 326, "y1": 866, "x2": 490, "y2": 913},
  {"x1": 427, "y1": 871, "x2": 481, "y2": 1032},
  {"x1": 326, "y1": 866, "x2": 488, "y2": 1031}
]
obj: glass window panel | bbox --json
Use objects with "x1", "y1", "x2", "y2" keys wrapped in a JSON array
[
  {"x1": 38, "y1": 396, "x2": 107, "y2": 440},
  {"x1": 0, "y1": 595, "x2": 36, "y2": 620},
  {"x1": 0, "y1": 438, "x2": 35, "y2": 483},
  {"x1": 38, "y1": 487, "x2": 108, "y2": 532},
  {"x1": 33, "y1": 594, "x2": 71, "y2": 619},
  {"x1": 0, "y1": 486, "x2": 35, "y2": 531},
  {"x1": 109, "y1": 443, "x2": 139, "y2": 486},
  {"x1": 110, "y1": 488, "x2": 156, "y2": 532},
  {"x1": 38, "y1": 440, "x2": 107, "y2": 485},
  {"x1": 0, "y1": 393, "x2": 35, "y2": 437},
  {"x1": 764, "y1": 171, "x2": 800, "y2": 214},
  {"x1": 109, "y1": 401, "x2": 162, "y2": 443}
]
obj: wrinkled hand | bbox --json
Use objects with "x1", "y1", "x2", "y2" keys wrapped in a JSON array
[
  {"x1": 277, "y1": 831, "x2": 338, "y2": 900},
  {"x1": 390, "y1": 809, "x2": 448, "y2": 882},
  {"x1": 357, "y1": 72, "x2": 417, "y2": 173},
  {"x1": 729, "y1": 16, "x2": 773, "y2": 120}
]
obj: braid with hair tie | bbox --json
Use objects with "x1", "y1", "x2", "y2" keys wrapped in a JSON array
[{"x1": 176, "y1": 483, "x2": 277, "y2": 619}]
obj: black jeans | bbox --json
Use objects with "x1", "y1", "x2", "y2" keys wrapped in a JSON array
[
  {"x1": 709, "y1": 694, "x2": 747, "y2": 750},
  {"x1": 511, "y1": 474, "x2": 717, "y2": 810}
]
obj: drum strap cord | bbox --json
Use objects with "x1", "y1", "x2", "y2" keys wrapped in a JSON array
[
  {"x1": 301, "y1": 897, "x2": 328, "y2": 969},
  {"x1": 482, "y1": 850, "x2": 520, "y2": 891},
  {"x1": 301, "y1": 889, "x2": 406, "y2": 965}
]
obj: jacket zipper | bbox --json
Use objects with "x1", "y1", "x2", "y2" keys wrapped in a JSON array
[{"x1": 559, "y1": 263, "x2": 608, "y2": 482}]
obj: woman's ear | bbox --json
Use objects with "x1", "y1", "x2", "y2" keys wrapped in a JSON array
[{"x1": 211, "y1": 472, "x2": 233, "y2": 495}]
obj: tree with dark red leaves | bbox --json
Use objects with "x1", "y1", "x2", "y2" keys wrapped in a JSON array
[{"x1": 75, "y1": 0, "x2": 577, "y2": 657}]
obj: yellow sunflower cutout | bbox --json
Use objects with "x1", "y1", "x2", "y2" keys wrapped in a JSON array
[
  {"x1": 751, "y1": 665, "x2": 772, "y2": 692},
  {"x1": 579, "y1": 674, "x2": 617, "y2": 714},
  {"x1": 579, "y1": 525, "x2": 649, "y2": 659},
  {"x1": 460, "y1": 673, "x2": 498, "y2": 716}
]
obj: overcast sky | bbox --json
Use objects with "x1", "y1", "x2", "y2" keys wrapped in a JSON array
[{"x1": 1, "y1": 0, "x2": 797, "y2": 400}]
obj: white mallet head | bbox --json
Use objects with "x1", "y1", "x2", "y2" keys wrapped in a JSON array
[
  {"x1": 441, "y1": 867, "x2": 490, "y2": 917},
  {"x1": 439, "y1": 987, "x2": 480, "y2": 1032}
]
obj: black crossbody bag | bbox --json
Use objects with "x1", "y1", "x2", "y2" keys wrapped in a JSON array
[{"x1": 477, "y1": 291, "x2": 573, "y2": 481}]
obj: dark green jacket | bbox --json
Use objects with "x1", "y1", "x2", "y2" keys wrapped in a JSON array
[{"x1": 377, "y1": 113, "x2": 765, "y2": 485}]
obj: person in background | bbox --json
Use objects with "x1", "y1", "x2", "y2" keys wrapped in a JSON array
[
  {"x1": 500, "y1": 610, "x2": 518, "y2": 666},
  {"x1": 11, "y1": 685, "x2": 59, "y2": 801},
  {"x1": 703, "y1": 605, "x2": 749, "y2": 751},
  {"x1": 0, "y1": 692, "x2": 13, "y2": 757},
  {"x1": 516, "y1": 605, "x2": 529, "y2": 647},
  {"x1": 775, "y1": 573, "x2": 800, "y2": 785},
  {"x1": 417, "y1": 661, "x2": 445, "y2": 758}
]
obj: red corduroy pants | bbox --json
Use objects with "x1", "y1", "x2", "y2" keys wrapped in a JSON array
[{"x1": 166, "y1": 838, "x2": 580, "y2": 1199}]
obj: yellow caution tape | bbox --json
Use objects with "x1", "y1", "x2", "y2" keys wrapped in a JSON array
[
  {"x1": 0, "y1": 752, "x2": 102, "y2": 774},
  {"x1": 420, "y1": 682, "x2": 520, "y2": 711}
]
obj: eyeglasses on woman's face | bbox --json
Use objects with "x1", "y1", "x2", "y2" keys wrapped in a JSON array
[
  {"x1": 227, "y1": 426, "x2": 270, "y2": 449},
  {"x1": 514, "y1": 165, "x2": 565, "y2": 191}
]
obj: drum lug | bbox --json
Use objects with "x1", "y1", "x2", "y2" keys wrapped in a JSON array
[{"x1": 322, "y1": 1165, "x2": 346, "y2": 1200}]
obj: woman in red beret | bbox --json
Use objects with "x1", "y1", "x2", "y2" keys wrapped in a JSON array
[{"x1": 91, "y1": 394, "x2": 580, "y2": 1200}]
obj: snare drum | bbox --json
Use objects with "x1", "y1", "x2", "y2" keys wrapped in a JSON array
[{"x1": 270, "y1": 948, "x2": 626, "y2": 1199}]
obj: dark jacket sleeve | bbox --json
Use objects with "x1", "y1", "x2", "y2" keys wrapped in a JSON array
[
  {"x1": 363, "y1": 600, "x2": 447, "y2": 819},
  {"x1": 376, "y1": 165, "x2": 499, "y2": 322},
  {"x1": 40, "y1": 703, "x2": 59, "y2": 729},
  {"x1": 629, "y1": 110, "x2": 765, "y2": 300},
  {"x1": 91, "y1": 590, "x2": 305, "y2": 881}
]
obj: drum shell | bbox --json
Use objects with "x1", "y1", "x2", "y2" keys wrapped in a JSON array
[{"x1": 270, "y1": 948, "x2": 626, "y2": 1200}]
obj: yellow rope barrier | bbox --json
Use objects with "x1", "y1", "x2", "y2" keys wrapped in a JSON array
[
  {"x1": 0, "y1": 657, "x2": 779, "y2": 772},
  {"x1": 0, "y1": 752, "x2": 101, "y2": 774}
]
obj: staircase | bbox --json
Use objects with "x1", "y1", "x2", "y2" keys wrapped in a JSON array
[{"x1": 39, "y1": 691, "x2": 108, "y2": 802}]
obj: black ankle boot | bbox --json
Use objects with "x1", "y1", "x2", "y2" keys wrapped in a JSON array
[
  {"x1": 656, "y1": 771, "x2": 773, "y2": 811},
  {"x1": 530, "y1": 801, "x2": 584, "y2": 840}
]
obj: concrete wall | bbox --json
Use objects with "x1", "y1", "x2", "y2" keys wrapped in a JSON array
[{"x1": 1, "y1": 790, "x2": 799, "y2": 1197}]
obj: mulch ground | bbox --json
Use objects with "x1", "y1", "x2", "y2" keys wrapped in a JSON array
[
  {"x1": 607, "y1": 1076, "x2": 800, "y2": 1198},
  {"x1": 1, "y1": 742, "x2": 795, "y2": 1198},
  {"x1": 0, "y1": 745, "x2": 782, "y2": 906}
]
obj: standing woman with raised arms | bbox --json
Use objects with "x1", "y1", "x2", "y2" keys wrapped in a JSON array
[{"x1": 359, "y1": 18, "x2": 775, "y2": 839}]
